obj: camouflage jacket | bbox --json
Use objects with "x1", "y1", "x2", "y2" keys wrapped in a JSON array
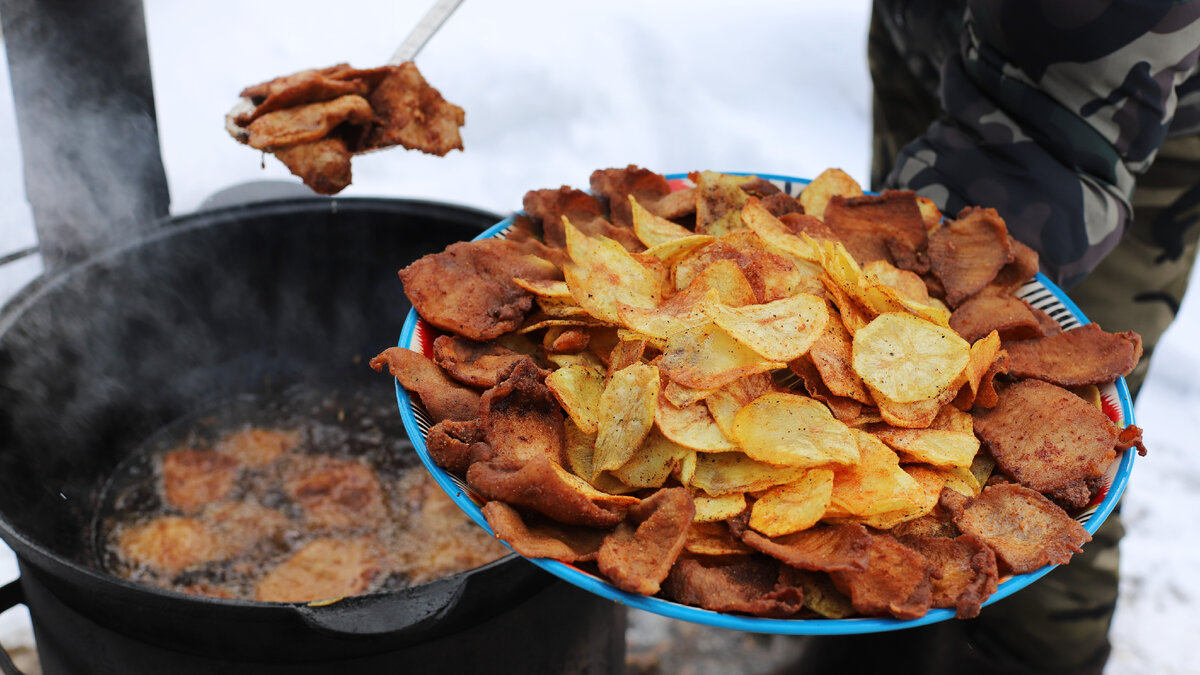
[{"x1": 878, "y1": 0, "x2": 1200, "y2": 288}]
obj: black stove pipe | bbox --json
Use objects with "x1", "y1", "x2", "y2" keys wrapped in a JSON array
[{"x1": 0, "y1": 0, "x2": 170, "y2": 273}]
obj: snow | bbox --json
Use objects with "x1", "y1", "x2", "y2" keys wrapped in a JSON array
[{"x1": 1, "y1": 2, "x2": 1197, "y2": 673}]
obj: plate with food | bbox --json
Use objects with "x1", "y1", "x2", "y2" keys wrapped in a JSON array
[{"x1": 375, "y1": 167, "x2": 1146, "y2": 634}]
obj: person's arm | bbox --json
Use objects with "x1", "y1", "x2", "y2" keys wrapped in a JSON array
[{"x1": 884, "y1": 1, "x2": 1200, "y2": 289}]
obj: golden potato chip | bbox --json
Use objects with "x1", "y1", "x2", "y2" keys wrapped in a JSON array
[
  {"x1": 552, "y1": 462, "x2": 642, "y2": 508},
  {"x1": 828, "y1": 430, "x2": 919, "y2": 517},
  {"x1": 938, "y1": 464, "x2": 982, "y2": 497},
  {"x1": 957, "y1": 330, "x2": 1002, "y2": 407},
  {"x1": 690, "y1": 451, "x2": 808, "y2": 496},
  {"x1": 593, "y1": 363, "x2": 660, "y2": 474},
  {"x1": 969, "y1": 450, "x2": 997, "y2": 488},
  {"x1": 642, "y1": 234, "x2": 715, "y2": 264},
  {"x1": 852, "y1": 312, "x2": 970, "y2": 403},
  {"x1": 562, "y1": 419, "x2": 637, "y2": 494},
  {"x1": 608, "y1": 429, "x2": 689, "y2": 489},
  {"x1": 749, "y1": 468, "x2": 834, "y2": 537},
  {"x1": 704, "y1": 293, "x2": 828, "y2": 362},
  {"x1": 821, "y1": 277, "x2": 871, "y2": 335},
  {"x1": 660, "y1": 322, "x2": 785, "y2": 390},
  {"x1": 630, "y1": 194, "x2": 696, "y2": 248},
  {"x1": 704, "y1": 388, "x2": 743, "y2": 441},
  {"x1": 849, "y1": 463, "x2": 943, "y2": 529},
  {"x1": 536, "y1": 297, "x2": 593, "y2": 319},
  {"x1": 685, "y1": 521, "x2": 753, "y2": 555},
  {"x1": 655, "y1": 395, "x2": 737, "y2": 452},
  {"x1": 545, "y1": 364, "x2": 606, "y2": 434},
  {"x1": 799, "y1": 168, "x2": 863, "y2": 220},
  {"x1": 807, "y1": 304, "x2": 872, "y2": 404},
  {"x1": 740, "y1": 197, "x2": 822, "y2": 263},
  {"x1": 662, "y1": 380, "x2": 717, "y2": 408},
  {"x1": 730, "y1": 392, "x2": 859, "y2": 468},
  {"x1": 871, "y1": 426, "x2": 980, "y2": 468},
  {"x1": 693, "y1": 171, "x2": 750, "y2": 236},
  {"x1": 916, "y1": 196, "x2": 943, "y2": 231},
  {"x1": 673, "y1": 448, "x2": 698, "y2": 486},
  {"x1": 693, "y1": 492, "x2": 749, "y2": 523},
  {"x1": 929, "y1": 404, "x2": 974, "y2": 434},
  {"x1": 562, "y1": 218, "x2": 663, "y2": 323},
  {"x1": 862, "y1": 261, "x2": 929, "y2": 304},
  {"x1": 546, "y1": 350, "x2": 606, "y2": 371},
  {"x1": 871, "y1": 390, "x2": 945, "y2": 429},
  {"x1": 512, "y1": 277, "x2": 572, "y2": 299},
  {"x1": 517, "y1": 315, "x2": 602, "y2": 334}
]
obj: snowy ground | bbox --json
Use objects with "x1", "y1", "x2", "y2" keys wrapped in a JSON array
[{"x1": 1, "y1": 2, "x2": 1198, "y2": 673}]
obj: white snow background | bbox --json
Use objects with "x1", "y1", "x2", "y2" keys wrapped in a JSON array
[{"x1": 0, "y1": 2, "x2": 1197, "y2": 673}]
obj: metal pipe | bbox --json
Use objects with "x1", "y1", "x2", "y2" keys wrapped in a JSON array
[{"x1": 1, "y1": 0, "x2": 170, "y2": 272}]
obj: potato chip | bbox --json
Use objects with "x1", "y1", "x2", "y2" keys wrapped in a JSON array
[
  {"x1": 690, "y1": 451, "x2": 808, "y2": 496},
  {"x1": 730, "y1": 392, "x2": 859, "y2": 468},
  {"x1": 608, "y1": 429, "x2": 689, "y2": 489},
  {"x1": 704, "y1": 292, "x2": 828, "y2": 363},
  {"x1": 693, "y1": 492, "x2": 749, "y2": 523},
  {"x1": 693, "y1": 171, "x2": 750, "y2": 236},
  {"x1": 553, "y1": 462, "x2": 642, "y2": 508},
  {"x1": 828, "y1": 430, "x2": 919, "y2": 517},
  {"x1": 660, "y1": 322, "x2": 785, "y2": 390},
  {"x1": 795, "y1": 570, "x2": 857, "y2": 619},
  {"x1": 852, "y1": 312, "x2": 970, "y2": 403},
  {"x1": 799, "y1": 168, "x2": 862, "y2": 220},
  {"x1": 740, "y1": 197, "x2": 822, "y2": 263},
  {"x1": 969, "y1": 450, "x2": 997, "y2": 488},
  {"x1": 872, "y1": 390, "x2": 945, "y2": 429},
  {"x1": 871, "y1": 426, "x2": 980, "y2": 468},
  {"x1": 916, "y1": 196, "x2": 943, "y2": 231},
  {"x1": 704, "y1": 388, "x2": 743, "y2": 441},
  {"x1": 938, "y1": 464, "x2": 982, "y2": 497},
  {"x1": 562, "y1": 419, "x2": 637, "y2": 495},
  {"x1": 849, "y1": 463, "x2": 943, "y2": 529},
  {"x1": 546, "y1": 350, "x2": 606, "y2": 371},
  {"x1": 562, "y1": 218, "x2": 663, "y2": 323},
  {"x1": 929, "y1": 404, "x2": 974, "y2": 434},
  {"x1": 630, "y1": 194, "x2": 696, "y2": 247},
  {"x1": 545, "y1": 364, "x2": 606, "y2": 434},
  {"x1": 593, "y1": 363, "x2": 660, "y2": 474},
  {"x1": 956, "y1": 330, "x2": 1002, "y2": 408},
  {"x1": 662, "y1": 380, "x2": 717, "y2": 408},
  {"x1": 517, "y1": 315, "x2": 602, "y2": 334},
  {"x1": 656, "y1": 395, "x2": 737, "y2": 452},
  {"x1": 673, "y1": 448, "x2": 698, "y2": 486},
  {"x1": 749, "y1": 468, "x2": 834, "y2": 537},
  {"x1": 685, "y1": 521, "x2": 754, "y2": 555},
  {"x1": 512, "y1": 277, "x2": 572, "y2": 299},
  {"x1": 642, "y1": 234, "x2": 715, "y2": 264}
]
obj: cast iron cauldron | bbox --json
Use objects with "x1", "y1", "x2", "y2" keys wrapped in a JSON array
[{"x1": 0, "y1": 197, "x2": 624, "y2": 674}]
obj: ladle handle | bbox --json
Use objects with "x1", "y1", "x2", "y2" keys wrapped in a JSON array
[
  {"x1": 0, "y1": 580, "x2": 29, "y2": 675},
  {"x1": 388, "y1": 0, "x2": 465, "y2": 65}
]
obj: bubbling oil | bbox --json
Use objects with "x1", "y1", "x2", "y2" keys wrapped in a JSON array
[{"x1": 93, "y1": 384, "x2": 508, "y2": 602}]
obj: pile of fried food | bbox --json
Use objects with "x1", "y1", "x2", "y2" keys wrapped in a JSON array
[
  {"x1": 226, "y1": 62, "x2": 464, "y2": 194},
  {"x1": 371, "y1": 166, "x2": 1147, "y2": 621}
]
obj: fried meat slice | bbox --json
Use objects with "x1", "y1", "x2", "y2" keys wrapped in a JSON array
[
  {"x1": 425, "y1": 418, "x2": 484, "y2": 473},
  {"x1": 467, "y1": 455, "x2": 636, "y2": 528},
  {"x1": 900, "y1": 533, "x2": 998, "y2": 619},
  {"x1": 117, "y1": 516, "x2": 223, "y2": 574},
  {"x1": 432, "y1": 334, "x2": 541, "y2": 388},
  {"x1": 284, "y1": 455, "x2": 388, "y2": 530},
  {"x1": 482, "y1": 500, "x2": 605, "y2": 561},
  {"x1": 1004, "y1": 323, "x2": 1143, "y2": 387},
  {"x1": 588, "y1": 165, "x2": 673, "y2": 228},
  {"x1": 942, "y1": 483, "x2": 1090, "y2": 575},
  {"x1": 370, "y1": 346, "x2": 481, "y2": 423},
  {"x1": 597, "y1": 487, "x2": 695, "y2": 595},
  {"x1": 986, "y1": 236, "x2": 1040, "y2": 296},
  {"x1": 245, "y1": 95, "x2": 375, "y2": 150},
  {"x1": 928, "y1": 207, "x2": 1014, "y2": 307},
  {"x1": 663, "y1": 553, "x2": 805, "y2": 618},
  {"x1": 779, "y1": 212, "x2": 840, "y2": 242},
  {"x1": 738, "y1": 522, "x2": 871, "y2": 573},
  {"x1": 203, "y1": 500, "x2": 290, "y2": 554},
  {"x1": 162, "y1": 448, "x2": 239, "y2": 513},
  {"x1": 522, "y1": 186, "x2": 643, "y2": 252},
  {"x1": 273, "y1": 136, "x2": 354, "y2": 195},
  {"x1": 823, "y1": 191, "x2": 929, "y2": 273},
  {"x1": 254, "y1": 537, "x2": 379, "y2": 603},
  {"x1": 480, "y1": 358, "x2": 565, "y2": 464},
  {"x1": 237, "y1": 63, "x2": 391, "y2": 124},
  {"x1": 949, "y1": 293, "x2": 1045, "y2": 344},
  {"x1": 364, "y1": 62, "x2": 464, "y2": 156},
  {"x1": 401, "y1": 238, "x2": 561, "y2": 341},
  {"x1": 973, "y1": 379, "x2": 1120, "y2": 493},
  {"x1": 215, "y1": 427, "x2": 299, "y2": 467},
  {"x1": 828, "y1": 532, "x2": 934, "y2": 620}
]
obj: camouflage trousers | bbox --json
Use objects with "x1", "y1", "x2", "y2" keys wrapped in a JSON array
[
  {"x1": 785, "y1": 8, "x2": 1200, "y2": 675},
  {"x1": 854, "y1": 5, "x2": 1200, "y2": 672}
]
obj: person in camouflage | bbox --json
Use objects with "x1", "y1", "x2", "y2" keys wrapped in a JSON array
[{"x1": 789, "y1": 2, "x2": 1200, "y2": 674}]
